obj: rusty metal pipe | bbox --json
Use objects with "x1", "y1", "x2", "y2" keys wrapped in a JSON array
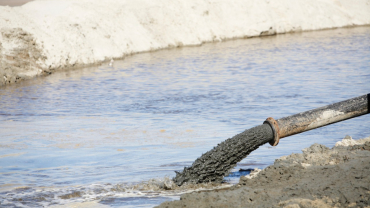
[{"x1": 264, "y1": 93, "x2": 369, "y2": 146}]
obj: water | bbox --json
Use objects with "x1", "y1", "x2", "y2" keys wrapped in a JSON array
[{"x1": 1, "y1": 26, "x2": 369, "y2": 207}]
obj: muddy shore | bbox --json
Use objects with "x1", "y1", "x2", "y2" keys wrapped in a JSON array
[{"x1": 157, "y1": 136, "x2": 370, "y2": 208}]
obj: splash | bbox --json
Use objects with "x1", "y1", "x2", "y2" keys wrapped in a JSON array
[{"x1": 0, "y1": 177, "x2": 231, "y2": 207}]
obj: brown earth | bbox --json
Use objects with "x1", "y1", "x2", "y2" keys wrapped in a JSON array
[{"x1": 0, "y1": 28, "x2": 46, "y2": 85}]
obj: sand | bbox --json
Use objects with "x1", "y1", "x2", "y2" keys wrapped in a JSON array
[
  {"x1": 1, "y1": 0, "x2": 370, "y2": 86},
  {"x1": 157, "y1": 136, "x2": 370, "y2": 207}
]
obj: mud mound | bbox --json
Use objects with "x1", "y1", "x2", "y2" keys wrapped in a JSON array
[{"x1": 157, "y1": 137, "x2": 370, "y2": 208}]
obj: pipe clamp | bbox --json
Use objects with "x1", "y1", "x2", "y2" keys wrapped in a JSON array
[{"x1": 264, "y1": 117, "x2": 280, "y2": 146}]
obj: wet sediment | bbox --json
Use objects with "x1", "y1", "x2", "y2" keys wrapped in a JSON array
[
  {"x1": 173, "y1": 124, "x2": 273, "y2": 185},
  {"x1": 159, "y1": 137, "x2": 370, "y2": 208}
]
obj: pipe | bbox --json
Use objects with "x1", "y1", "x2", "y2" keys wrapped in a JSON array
[
  {"x1": 265, "y1": 93, "x2": 369, "y2": 146},
  {"x1": 173, "y1": 93, "x2": 369, "y2": 186}
]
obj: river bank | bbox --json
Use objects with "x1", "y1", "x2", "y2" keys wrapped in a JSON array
[
  {"x1": 1, "y1": 0, "x2": 370, "y2": 86},
  {"x1": 157, "y1": 136, "x2": 370, "y2": 208}
]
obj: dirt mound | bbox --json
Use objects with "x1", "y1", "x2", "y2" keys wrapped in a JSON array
[
  {"x1": 157, "y1": 137, "x2": 370, "y2": 208},
  {"x1": 1, "y1": 0, "x2": 370, "y2": 86},
  {"x1": 0, "y1": 27, "x2": 46, "y2": 85}
]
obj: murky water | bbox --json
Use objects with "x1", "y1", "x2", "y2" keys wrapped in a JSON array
[{"x1": 1, "y1": 26, "x2": 370, "y2": 207}]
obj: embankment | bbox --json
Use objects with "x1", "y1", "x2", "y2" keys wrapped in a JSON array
[
  {"x1": 1, "y1": 0, "x2": 370, "y2": 86},
  {"x1": 157, "y1": 136, "x2": 370, "y2": 208}
]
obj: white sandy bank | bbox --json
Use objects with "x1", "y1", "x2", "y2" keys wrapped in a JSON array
[{"x1": 1, "y1": 0, "x2": 370, "y2": 85}]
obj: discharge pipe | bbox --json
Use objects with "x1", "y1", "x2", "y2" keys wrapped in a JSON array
[{"x1": 173, "y1": 94, "x2": 369, "y2": 186}]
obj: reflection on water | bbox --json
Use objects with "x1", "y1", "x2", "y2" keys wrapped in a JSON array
[{"x1": 0, "y1": 26, "x2": 370, "y2": 207}]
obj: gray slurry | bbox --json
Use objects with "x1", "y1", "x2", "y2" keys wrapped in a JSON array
[
  {"x1": 159, "y1": 139, "x2": 370, "y2": 208},
  {"x1": 173, "y1": 124, "x2": 273, "y2": 185}
]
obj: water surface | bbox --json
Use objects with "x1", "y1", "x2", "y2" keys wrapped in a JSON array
[{"x1": 0, "y1": 26, "x2": 369, "y2": 207}]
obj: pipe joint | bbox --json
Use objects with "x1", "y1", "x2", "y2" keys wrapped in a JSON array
[{"x1": 264, "y1": 117, "x2": 280, "y2": 146}]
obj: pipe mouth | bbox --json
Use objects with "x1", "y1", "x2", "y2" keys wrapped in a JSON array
[{"x1": 263, "y1": 117, "x2": 280, "y2": 146}]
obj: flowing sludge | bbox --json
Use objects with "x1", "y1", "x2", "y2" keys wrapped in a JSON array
[{"x1": 173, "y1": 124, "x2": 273, "y2": 185}]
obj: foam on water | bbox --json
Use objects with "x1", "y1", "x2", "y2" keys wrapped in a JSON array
[{"x1": 0, "y1": 177, "x2": 232, "y2": 207}]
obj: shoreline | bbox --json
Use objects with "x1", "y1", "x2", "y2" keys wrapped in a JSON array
[
  {"x1": 157, "y1": 136, "x2": 370, "y2": 207},
  {"x1": 1, "y1": 0, "x2": 370, "y2": 86}
]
